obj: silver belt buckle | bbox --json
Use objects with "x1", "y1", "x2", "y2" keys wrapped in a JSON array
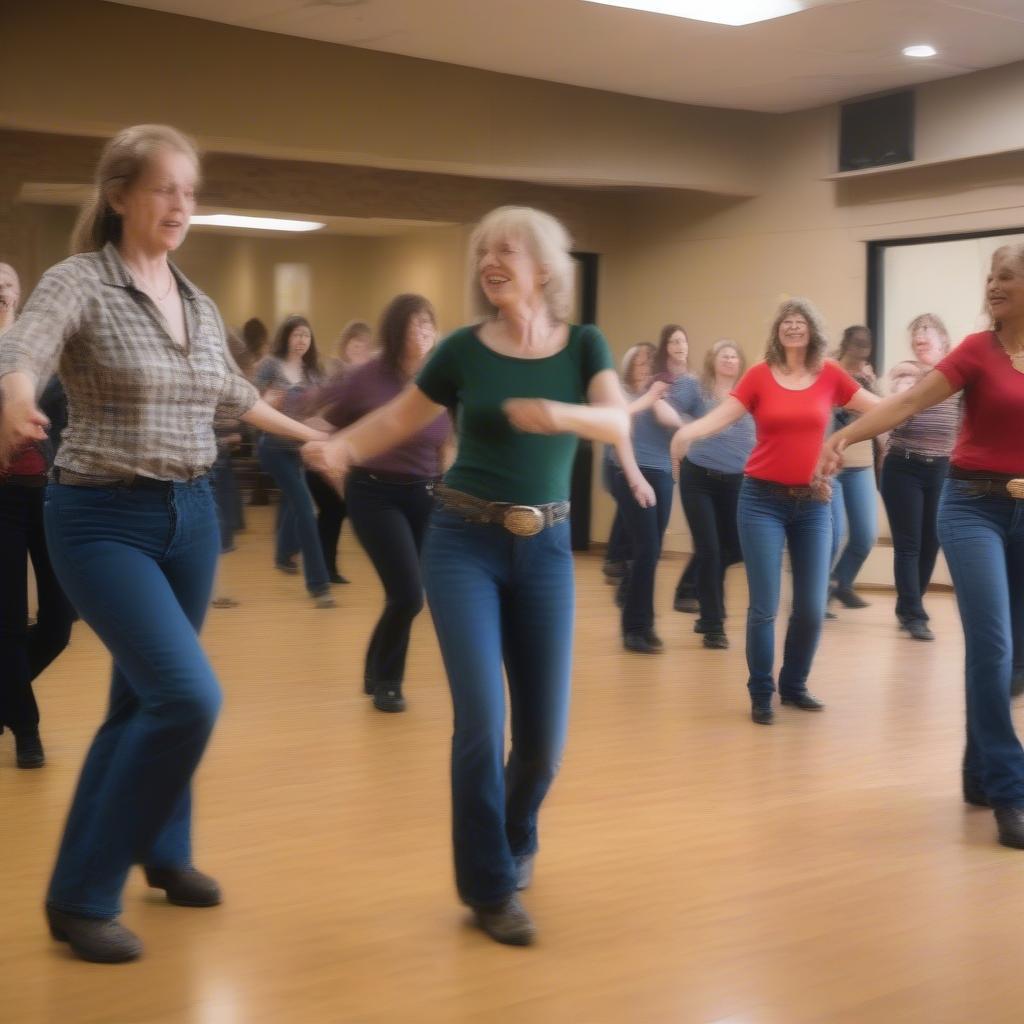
[{"x1": 503, "y1": 505, "x2": 545, "y2": 537}]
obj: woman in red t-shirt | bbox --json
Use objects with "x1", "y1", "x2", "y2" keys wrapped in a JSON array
[
  {"x1": 671, "y1": 299, "x2": 877, "y2": 724},
  {"x1": 822, "y1": 244, "x2": 1024, "y2": 850}
]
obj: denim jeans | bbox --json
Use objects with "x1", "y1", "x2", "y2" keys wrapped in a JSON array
[
  {"x1": 44, "y1": 479, "x2": 223, "y2": 919},
  {"x1": 346, "y1": 473, "x2": 433, "y2": 686},
  {"x1": 829, "y1": 466, "x2": 879, "y2": 589},
  {"x1": 421, "y1": 508, "x2": 575, "y2": 907},
  {"x1": 257, "y1": 437, "x2": 330, "y2": 596},
  {"x1": 679, "y1": 458, "x2": 743, "y2": 633},
  {"x1": 880, "y1": 453, "x2": 948, "y2": 623},
  {"x1": 611, "y1": 467, "x2": 675, "y2": 634},
  {"x1": 737, "y1": 477, "x2": 832, "y2": 703},
  {"x1": 938, "y1": 480, "x2": 1024, "y2": 806},
  {"x1": 210, "y1": 450, "x2": 242, "y2": 553},
  {"x1": 0, "y1": 483, "x2": 76, "y2": 734}
]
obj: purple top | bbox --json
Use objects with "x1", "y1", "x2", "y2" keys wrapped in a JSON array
[{"x1": 324, "y1": 355, "x2": 450, "y2": 478}]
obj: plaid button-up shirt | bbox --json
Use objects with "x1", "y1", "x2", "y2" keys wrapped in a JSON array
[{"x1": 0, "y1": 243, "x2": 258, "y2": 481}]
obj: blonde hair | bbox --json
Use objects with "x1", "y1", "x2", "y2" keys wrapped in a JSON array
[
  {"x1": 988, "y1": 244, "x2": 1024, "y2": 328},
  {"x1": 71, "y1": 124, "x2": 200, "y2": 254},
  {"x1": 700, "y1": 338, "x2": 746, "y2": 393},
  {"x1": 764, "y1": 298, "x2": 829, "y2": 371},
  {"x1": 468, "y1": 206, "x2": 575, "y2": 321},
  {"x1": 620, "y1": 342, "x2": 656, "y2": 394},
  {"x1": 907, "y1": 312, "x2": 951, "y2": 355}
]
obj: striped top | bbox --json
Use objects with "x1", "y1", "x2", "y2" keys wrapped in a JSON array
[
  {"x1": 887, "y1": 366, "x2": 960, "y2": 458},
  {"x1": 688, "y1": 392, "x2": 756, "y2": 475}
]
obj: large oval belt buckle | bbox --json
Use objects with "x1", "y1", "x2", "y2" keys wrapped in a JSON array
[
  {"x1": 503, "y1": 505, "x2": 545, "y2": 537},
  {"x1": 1009, "y1": 479, "x2": 1024, "y2": 500}
]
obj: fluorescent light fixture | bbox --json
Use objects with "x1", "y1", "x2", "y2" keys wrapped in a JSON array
[
  {"x1": 189, "y1": 214, "x2": 325, "y2": 232},
  {"x1": 902, "y1": 44, "x2": 937, "y2": 58},
  {"x1": 583, "y1": 0, "x2": 804, "y2": 26}
]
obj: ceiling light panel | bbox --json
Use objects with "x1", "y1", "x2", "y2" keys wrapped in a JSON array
[
  {"x1": 582, "y1": 0, "x2": 805, "y2": 27},
  {"x1": 189, "y1": 214, "x2": 325, "y2": 232}
]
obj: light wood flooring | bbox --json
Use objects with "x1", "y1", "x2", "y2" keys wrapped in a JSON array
[{"x1": 3, "y1": 507, "x2": 1023, "y2": 1024}]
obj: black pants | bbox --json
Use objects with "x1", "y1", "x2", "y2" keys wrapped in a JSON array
[
  {"x1": 0, "y1": 483, "x2": 76, "y2": 734},
  {"x1": 679, "y1": 458, "x2": 743, "y2": 633},
  {"x1": 346, "y1": 472, "x2": 433, "y2": 686},
  {"x1": 611, "y1": 467, "x2": 675, "y2": 634},
  {"x1": 879, "y1": 453, "x2": 948, "y2": 624},
  {"x1": 306, "y1": 470, "x2": 347, "y2": 577}
]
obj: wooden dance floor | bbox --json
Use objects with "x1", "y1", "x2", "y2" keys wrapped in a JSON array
[{"x1": 4, "y1": 508, "x2": 1024, "y2": 1023}]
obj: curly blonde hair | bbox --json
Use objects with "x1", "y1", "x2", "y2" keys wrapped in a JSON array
[
  {"x1": 468, "y1": 206, "x2": 575, "y2": 322},
  {"x1": 764, "y1": 298, "x2": 829, "y2": 371}
]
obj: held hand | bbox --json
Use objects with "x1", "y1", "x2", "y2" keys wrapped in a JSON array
[
  {"x1": 302, "y1": 437, "x2": 351, "y2": 492},
  {"x1": 817, "y1": 435, "x2": 847, "y2": 479},
  {"x1": 810, "y1": 475, "x2": 833, "y2": 503},
  {"x1": 0, "y1": 401, "x2": 49, "y2": 471},
  {"x1": 640, "y1": 380, "x2": 669, "y2": 408},
  {"x1": 669, "y1": 426, "x2": 691, "y2": 472},
  {"x1": 630, "y1": 475, "x2": 657, "y2": 509},
  {"x1": 503, "y1": 398, "x2": 561, "y2": 435}
]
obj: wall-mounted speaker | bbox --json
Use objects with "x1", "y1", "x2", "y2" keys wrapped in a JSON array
[{"x1": 839, "y1": 90, "x2": 914, "y2": 172}]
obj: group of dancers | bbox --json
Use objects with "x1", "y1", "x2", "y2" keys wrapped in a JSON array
[{"x1": 1, "y1": 122, "x2": 1022, "y2": 963}]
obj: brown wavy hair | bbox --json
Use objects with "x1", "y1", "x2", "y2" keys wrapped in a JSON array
[
  {"x1": 700, "y1": 338, "x2": 747, "y2": 393},
  {"x1": 378, "y1": 294, "x2": 436, "y2": 379},
  {"x1": 652, "y1": 323, "x2": 687, "y2": 377},
  {"x1": 907, "y1": 313, "x2": 951, "y2": 355},
  {"x1": 764, "y1": 298, "x2": 829, "y2": 371},
  {"x1": 271, "y1": 315, "x2": 322, "y2": 378}
]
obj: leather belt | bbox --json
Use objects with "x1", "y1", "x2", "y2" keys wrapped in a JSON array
[
  {"x1": 434, "y1": 484, "x2": 569, "y2": 537},
  {"x1": 888, "y1": 447, "x2": 948, "y2": 466},
  {"x1": 949, "y1": 466, "x2": 1024, "y2": 499},
  {"x1": 54, "y1": 468, "x2": 208, "y2": 493},
  {"x1": 745, "y1": 477, "x2": 823, "y2": 502}
]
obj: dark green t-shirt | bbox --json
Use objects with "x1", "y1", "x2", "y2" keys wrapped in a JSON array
[{"x1": 416, "y1": 323, "x2": 615, "y2": 505}]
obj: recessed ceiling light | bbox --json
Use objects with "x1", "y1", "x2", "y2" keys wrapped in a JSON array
[
  {"x1": 582, "y1": 0, "x2": 804, "y2": 26},
  {"x1": 190, "y1": 214, "x2": 325, "y2": 232},
  {"x1": 902, "y1": 44, "x2": 937, "y2": 58}
]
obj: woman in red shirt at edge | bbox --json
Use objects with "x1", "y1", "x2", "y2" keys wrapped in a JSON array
[
  {"x1": 671, "y1": 299, "x2": 878, "y2": 724},
  {"x1": 822, "y1": 244, "x2": 1024, "y2": 850}
]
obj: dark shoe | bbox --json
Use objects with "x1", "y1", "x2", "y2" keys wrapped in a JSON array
[
  {"x1": 624, "y1": 632, "x2": 661, "y2": 654},
  {"x1": 15, "y1": 730, "x2": 45, "y2": 769},
  {"x1": 144, "y1": 866, "x2": 222, "y2": 907},
  {"x1": 703, "y1": 632, "x2": 729, "y2": 650},
  {"x1": 751, "y1": 703, "x2": 774, "y2": 725},
  {"x1": 614, "y1": 579, "x2": 627, "y2": 609},
  {"x1": 963, "y1": 772, "x2": 990, "y2": 808},
  {"x1": 674, "y1": 596, "x2": 700, "y2": 614},
  {"x1": 363, "y1": 677, "x2": 375, "y2": 696},
  {"x1": 831, "y1": 583, "x2": 869, "y2": 609},
  {"x1": 693, "y1": 620, "x2": 708, "y2": 634},
  {"x1": 1012, "y1": 672, "x2": 1024, "y2": 699},
  {"x1": 472, "y1": 895, "x2": 536, "y2": 946},
  {"x1": 329, "y1": 572, "x2": 350, "y2": 585},
  {"x1": 373, "y1": 684, "x2": 406, "y2": 713},
  {"x1": 515, "y1": 854, "x2": 535, "y2": 891},
  {"x1": 907, "y1": 620, "x2": 935, "y2": 642},
  {"x1": 46, "y1": 907, "x2": 143, "y2": 963},
  {"x1": 275, "y1": 559, "x2": 299, "y2": 575},
  {"x1": 643, "y1": 629, "x2": 663, "y2": 650},
  {"x1": 994, "y1": 807, "x2": 1024, "y2": 849},
  {"x1": 603, "y1": 560, "x2": 626, "y2": 582},
  {"x1": 824, "y1": 610, "x2": 838, "y2": 620},
  {"x1": 780, "y1": 691, "x2": 825, "y2": 711}
]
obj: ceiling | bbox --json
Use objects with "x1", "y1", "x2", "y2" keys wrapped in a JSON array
[{"x1": 107, "y1": 0, "x2": 1024, "y2": 113}]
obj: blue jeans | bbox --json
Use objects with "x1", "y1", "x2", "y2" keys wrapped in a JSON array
[
  {"x1": 737, "y1": 478, "x2": 832, "y2": 703},
  {"x1": 211, "y1": 450, "x2": 242, "y2": 553},
  {"x1": 611, "y1": 467, "x2": 675, "y2": 635},
  {"x1": 938, "y1": 480, "x2": 1024, "y2": 806},
  {"x1": 43, "y1": 479, "x2": 222, "y2": 919},
  {"x1": 880, "y1": 454, "x2": 948, "y2": 623},
  {"x1": 257, "y1": 437, "x2": 330, "y2": 596},
  {"x1": 421, "y1": 508, "x2": 575, "y2": 907},
  {"x1": 830, "y1": 466, "x2": 878, "y2": 589}
]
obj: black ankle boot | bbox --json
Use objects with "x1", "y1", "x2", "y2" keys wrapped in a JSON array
[
  {"x1": 144, "y1": 866, "x2": 222, "y2": 907},
  {"x1": 472, "y1": 895, "x2": 536, "y2": 946},
  {"x1": 46, "y1": 907, "x2": 143, "y2": 963},
  {"x1": 373, "y1": 683, "x2": 406, "y2": 713},
  {"x1": 994, "y1": 807, "x2": 1024, "y2": 849},
  {"x1": 15, "y1": 730, "x2": 45, "y2": 769}
]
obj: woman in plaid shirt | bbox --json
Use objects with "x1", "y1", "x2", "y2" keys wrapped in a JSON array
[{"x1": 0, "y1": 124, "x2": 327, "y2": 964}]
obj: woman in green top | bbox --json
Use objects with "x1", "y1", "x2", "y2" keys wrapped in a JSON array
[{"x1": 304, "y1": 206, "x2": 652, "y2": 947}]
